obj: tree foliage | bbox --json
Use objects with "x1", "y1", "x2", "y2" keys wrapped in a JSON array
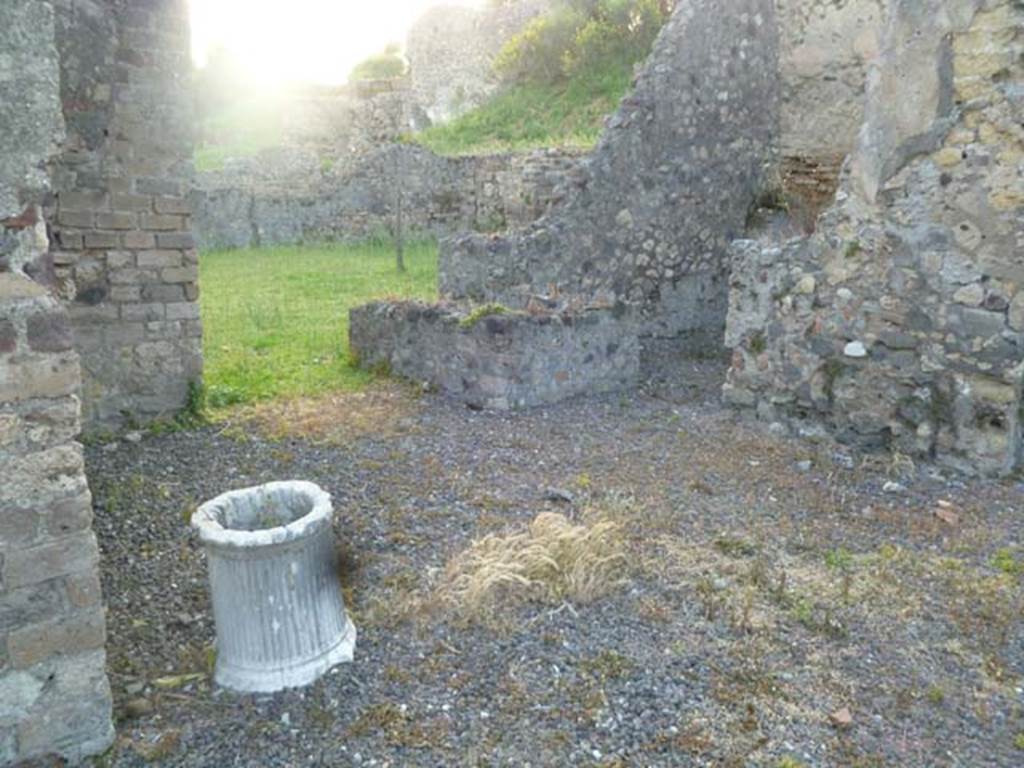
[{"x1": 494, "y1": 0, "x2": 668, "y2": 86}]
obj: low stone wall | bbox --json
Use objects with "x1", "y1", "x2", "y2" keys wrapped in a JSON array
[
  {"x1": 349, "y1": 300, "x2": 639, "y2": 410},
  {"x1": 0, "y1": 273, "x2": 113, "y2": 764},
  {"x1": 192, "y1": 145, "x2": 582, "y2": 250},
  {"x1": 724, "y1": 0, "x2": 1024, "y2": 477}
]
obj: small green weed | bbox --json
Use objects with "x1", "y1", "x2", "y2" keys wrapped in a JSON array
[
  {"x1": 992, "y1": 548, "x2": 1023, "y2": 577},
  {"x1": 714, "y1": 536, "x2": 759, "y2": 558},
  {"x1": 459, "y1": 303, "x2": 510, "y2": 328},
  {"x1": 825, "y1": 547, "x2": 854, "y2": 571}
]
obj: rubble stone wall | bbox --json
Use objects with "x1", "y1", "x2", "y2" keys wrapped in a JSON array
[
  {"x1": 438, "y1": 0, "x2": 781, "y2": 338},
  {"x1": 724, "y1": 0, "x2": 1024, "y2": 476},
  {"x1": 350, "y1": 300, "x2": 639, "y2": 409},
  {"x1": 48, "y1": 0, "x2": 201, "y2": 429},
  {"x1": 193, "y1": 146, "x2": 583, "y2": 250}
]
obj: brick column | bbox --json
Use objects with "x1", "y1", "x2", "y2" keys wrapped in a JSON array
[{"x1": 49, "y1": 0, "x2": 202, "y2": 429}]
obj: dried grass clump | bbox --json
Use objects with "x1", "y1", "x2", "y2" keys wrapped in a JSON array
[
  {"x1": 216, "y1": 382, "x2": 420, "y2": 444},
  {"x1": 437, "y1": 511, "x2": 629, "y2": 622}
]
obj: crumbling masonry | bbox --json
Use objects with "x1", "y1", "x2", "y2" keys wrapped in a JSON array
[
  {"x1": 725, "y1": 0, "x2": 1024, "y2": 476},
  {"x1": 48, "y1": 0, "x2": 201, "y2": 428},
  {"x1": 355, "y1": 0, "x2": 1023, "y2": 476}
]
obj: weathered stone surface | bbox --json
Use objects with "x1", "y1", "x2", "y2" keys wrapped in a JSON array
[
  {"x1": 26, "y1": 310, "x2": 73, "y2": 352},
  {"x1": 438, "y1": 0, "x2": 780, "y2": 338},
  {"x1": 0, "y1": 281, "x2": 112, "y2": 761},
  {"x1": 0, "y1": 0, "x2": 63, "y2": 223},
  {"x1": 11, "y1": 650, "x2": 114, "y2": 763},
  {"x1": 725, "y1": 0, "x2": 1024, "y2": 477},
  {"x1": 350, "y1": 300, "x2": 640, "y2": 410},
  {"x1": 7, "y1": 609, "x2": 106, "y2": 669},
  {"x1": 778, "y1": 0, "x2": 887, "y2": 160}
]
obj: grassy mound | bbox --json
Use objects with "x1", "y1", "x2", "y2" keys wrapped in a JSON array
[{"x1": 413, "y1": 62, "x2": 633, "y2": 157}]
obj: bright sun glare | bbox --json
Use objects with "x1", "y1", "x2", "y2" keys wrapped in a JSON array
[{"x1": 188, "y1": 0, "x2": 481, "y2": 85}]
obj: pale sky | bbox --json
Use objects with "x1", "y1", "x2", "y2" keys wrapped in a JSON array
[{"x1": 188, "y1": 0, "x2": 482, "y2": 85}]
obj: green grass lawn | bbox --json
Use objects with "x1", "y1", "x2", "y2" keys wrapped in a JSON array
[{"x1": 199, "y1": 241, "x2": 437, "y2": 407}]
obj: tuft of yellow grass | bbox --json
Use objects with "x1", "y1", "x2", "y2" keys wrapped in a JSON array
[
  {"x1": 436, "y1": 511, "x2": 629, "y2": 623},
  {"x1": 213, "y1": 382, "x2": 421, "y2": 445}
]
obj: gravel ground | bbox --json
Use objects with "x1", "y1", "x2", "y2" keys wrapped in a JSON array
[{"x1": 86, "y1": 341, "x2": 1024, "y2": 767}]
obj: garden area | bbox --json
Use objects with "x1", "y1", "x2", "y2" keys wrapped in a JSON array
[{"x1": 198, "y1": 241, "x2": 437, "y2": 408}]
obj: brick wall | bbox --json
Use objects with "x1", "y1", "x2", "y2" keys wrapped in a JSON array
[
  {"x1": 1, "y1": 0, "x2": 195, "y2": 761},
  {"x1": 48, "y1": 0, "x2": 201, "y2": 429}
]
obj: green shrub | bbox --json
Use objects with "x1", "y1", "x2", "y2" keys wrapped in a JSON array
[
  {"x1": 415, "y1": 50, "x2": 632, "y2": 156},
  {"x1": 495, "y1": 0, "x2": 666, "y2": 87},
  {"x1": 494, "y1": 7, "x2": 587, "y2": 85},
  {"x1": 563, "y1": 0, "x2": 664, "y2": 78}
]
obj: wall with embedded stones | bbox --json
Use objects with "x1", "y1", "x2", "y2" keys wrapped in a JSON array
[
  {"x1": 0, "y1": 2, "x2": 114, "y2": 764},
  {"x1": 350, "y1": 300, "x2": 639, "y2": 409},
  {"x1": 47, "y1": 0, "x2": 201, "y2": 430},
  {"x1": 406, "y1": 0, "x2": 548, "y2": 125},
  {"x1": 193, "y1": 145, "x2": 583, "y2": 250},
  {"x1": 724, "y1": 0, "x2": 1024, "y2": 477},
  {"x1": 438, "y1": 0, "x2": 780, "y2": 338}
]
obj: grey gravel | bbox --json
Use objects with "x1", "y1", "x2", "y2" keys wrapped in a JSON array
[{"x1": 87, "y1": 340, "x2": 1024, "y2": 767}]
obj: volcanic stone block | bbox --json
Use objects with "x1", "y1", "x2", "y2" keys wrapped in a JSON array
[{"x1": 350, "y1": 300, "x2": 640, "y2": 410}]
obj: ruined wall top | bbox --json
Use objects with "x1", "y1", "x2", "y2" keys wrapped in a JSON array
[{"x1": 439, "y1": 0, "x2": 780, "y2": 337}]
